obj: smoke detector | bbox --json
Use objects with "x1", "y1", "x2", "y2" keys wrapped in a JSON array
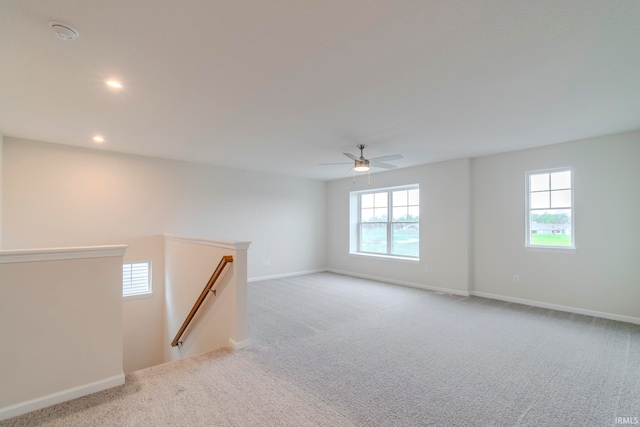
[{"x1": 49, "y1": 21, "x2": 79, "y2": 41}]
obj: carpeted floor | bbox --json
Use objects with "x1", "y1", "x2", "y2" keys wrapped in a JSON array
[{"x1": 2, "y1": 272, "x2": 639, "y2": 426}]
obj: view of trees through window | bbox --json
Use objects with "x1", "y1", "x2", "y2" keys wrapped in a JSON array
[
  {"x1": 527, "y1": 169, "x2": 573, "y2": 247},
  {"x1": 359, "y1": 187, "x2": 419, "y2": 257}
]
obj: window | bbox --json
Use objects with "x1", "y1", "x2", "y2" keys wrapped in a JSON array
[
  {"x1": 526, "y1": 168, "x2": 574, "y2": 248},
  {"x1": 123, "y1": 261, "x2": 152, "y2": 297},
  {"x1": 352, "y1": 185, "x2": 419, "y2": 258}
]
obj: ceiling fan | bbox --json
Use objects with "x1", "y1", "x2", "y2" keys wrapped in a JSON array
[{"x1": 321, "y1": 144, "x2": 403, "y2": 172}]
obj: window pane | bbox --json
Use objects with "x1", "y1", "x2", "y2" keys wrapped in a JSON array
[
  {"x1": 529, "y1": 209, "x2": 572, "y2": 246},
  {"x1": 408, "y1": 189, "x2": 419, "y2": 205},
  {"x1": 361, "y1": 193, "x2": 374, "y2": 208},
  {"x1": 530, "y1": 192, "x2": 550, "y2": 209},
  {"x1": 361, "y1": 208, "x2": 375, "y2": 222},
  {"x1": 360, "y1": 223, "x2": 387, "y2": 253},
  {"x1": 374, "y1": 208, "x2": 388, "y2": 221},
  {"x1": 551, "y1": 189, "x2": 571, "y2": 208},
  {"x1": 374, "y1": 192, "x2": 388, "y2": 207},
  {"x1": 551, "y1": 171, "x2": 571, "y2": 190},
  {"x1": 392, "y1": 223, "x2": 419, "y2": 257},
  {"x1": 408, "y1": 206, "x2": 419, "y2": 221},
  {"x1": 393, "y1": 190, "x2": 407, "y2": 206},
  {"x1": 530, "y1": 173, "x2": 549, "y2": 192},
  {"x1": 393, "y1": 206, "x2": 408, "y2": 221}
]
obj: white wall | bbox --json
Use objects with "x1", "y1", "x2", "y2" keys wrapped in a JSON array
[
  {"x1": 472, "y1": 130, "x2": 640, "y2": 320},
  {"x1": 0, "y1": 246, "x2": 126, "y2": 420},
  {"x1": 326, "y1": 158, "x2": 471, "y2": 295},
  {"x1": 2, "y1": 138, "x2": 327, "y2": 371}
]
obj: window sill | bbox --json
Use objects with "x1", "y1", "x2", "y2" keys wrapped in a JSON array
[
  {"x1": 123, "y1": 292, "x2": 153, "y2": 301},
  {"x1": 525, "y1": 245, "x2": 577, "y2": 253},
  {"x1": 349, "y1": 252, "x2": 419, "y2": 263}
]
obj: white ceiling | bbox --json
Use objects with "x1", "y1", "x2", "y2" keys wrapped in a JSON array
[{"x1": 1, "y1": 1, "x2": 639, "y2": 181}]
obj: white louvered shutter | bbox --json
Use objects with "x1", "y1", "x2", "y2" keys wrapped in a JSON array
[{"x1": 123, "y1": 261, "x2": 151, "y2": 297}]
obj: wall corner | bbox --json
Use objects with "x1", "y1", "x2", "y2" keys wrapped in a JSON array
[{"x1": 0, "y1": 134, "x2": 3, "y2": 249}]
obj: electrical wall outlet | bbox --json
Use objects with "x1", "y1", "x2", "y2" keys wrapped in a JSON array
[
  {"x1": 513, "y1": 274, "x2": 520, "y2": 283},
  {"x1": 262, "y1": 259, "x2": 271, "y2": 266}
]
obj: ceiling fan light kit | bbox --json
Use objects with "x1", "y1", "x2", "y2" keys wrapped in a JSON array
[{"x1": 354, "y1": 158, "x2": 370, "y2": 172}]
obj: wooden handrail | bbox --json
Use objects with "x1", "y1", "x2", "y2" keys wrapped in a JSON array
[{"x1": 171, "y1": 255, "x2": 233, "y2": 347}]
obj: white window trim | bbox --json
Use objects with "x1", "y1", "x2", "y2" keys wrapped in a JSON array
[
  {"x1": 525, "y1": 167, "x2": 576, "y2": 250},
  {"x1": 348, "y1": 252, "x2": 420, "y2": 264},
  {"x1": 350, "y1": 184, "x2": 419, "y2": 260},
  {"x1": 123, "y1": 260, "x2": 152, "y2": 299}
]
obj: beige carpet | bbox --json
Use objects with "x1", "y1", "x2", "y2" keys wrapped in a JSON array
[
  {"x1": 1, "y1": 347, "x2": 354, "y2": 427},
  {"x1": 2, "y1": 272, "x2": 639, "y2": 426}
]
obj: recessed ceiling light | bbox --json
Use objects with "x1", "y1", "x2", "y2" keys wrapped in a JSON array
[
  {"x1": 93, "y1": 135, "x2": 105, "y2": 143},
  {"x1": 106, "y1": 80, "x2": 122, "y2": 89}
]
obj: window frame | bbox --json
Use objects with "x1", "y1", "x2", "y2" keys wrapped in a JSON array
[
  {"x1": 122, "y1": 260, "x2": 153, "y2": 299},
  {"x1": 352, "y1": 184, "x2": 420, "y2": 260},
  {"x1": 525, "y1": 167, "x2": 575, "y2": 250}
]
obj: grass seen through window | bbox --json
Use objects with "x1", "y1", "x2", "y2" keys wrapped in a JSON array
[{"x1": 529, "y1": 234, "x2": 571, "y2": 246}]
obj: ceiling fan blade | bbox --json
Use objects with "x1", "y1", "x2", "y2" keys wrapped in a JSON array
[
  {"x1": 343, "y1": 152, "x2": 357, "y2": 160},
  {"x1": 370, "y1": 154, "x2": 403, "y2": 162},
  {"x1": 319, "y1": 162, "x2": 352, "y2": 166},
  {"x1": 370, "y1": 162, "x2": 398, "y2": 169}
]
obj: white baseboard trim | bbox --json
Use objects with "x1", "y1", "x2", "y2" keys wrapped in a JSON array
[
  {"x1": 229, "y1": 338, "x2": 250, "y2": 350},
  {"x1": 327, "y1": 268, "x2": 470, "y2": 297},
  {"x1": 470, "y1": 291, "x2": 640, "y2": 325},
  {"x1": 248, "y1": 268, "x2": 327, "y2": 283},
  {"x1": 249, "y1": 268, "x2": 639, "y2": 325},
  {"x1": 0, "y1": 372, "x2": 125, "y2": 421}
]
